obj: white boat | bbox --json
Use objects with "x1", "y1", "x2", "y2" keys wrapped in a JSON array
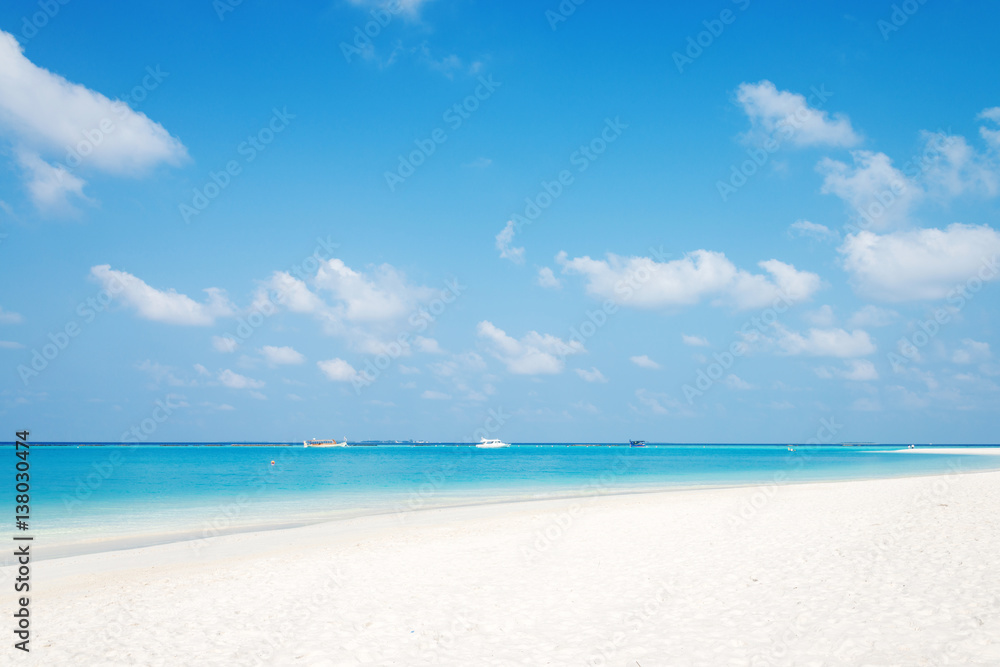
[
  {"x1": 475, "y1": 438, "x2": 510, "y2": 449},
  {"x1": 303, "y1": 438, "x2": 348, "y2": 448}
]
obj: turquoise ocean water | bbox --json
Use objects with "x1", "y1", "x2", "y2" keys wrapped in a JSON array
[{"x1": 8, "y1": 443, "x2": 1000, "y2": 559}]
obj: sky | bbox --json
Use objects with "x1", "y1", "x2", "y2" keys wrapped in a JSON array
[{"x1": 1, "y1": 0, "x2": 999, "y2": 443}]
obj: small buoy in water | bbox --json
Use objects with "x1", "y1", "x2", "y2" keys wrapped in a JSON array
[{"x1": 270, "y1": 460, "x2": 275, "y2": 465}]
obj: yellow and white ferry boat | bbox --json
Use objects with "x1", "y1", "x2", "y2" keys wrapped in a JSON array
[{"x1": 303, "y1": 438, "x2": 348, "y2": 448}]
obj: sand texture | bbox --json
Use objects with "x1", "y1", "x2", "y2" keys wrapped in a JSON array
[{"x1": 6, "y1": 469, "x2": 1000, "y2": 666}]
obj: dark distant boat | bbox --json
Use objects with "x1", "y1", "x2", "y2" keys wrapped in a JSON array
[{"x1": 629, "y1": 440, "x2": 646, "y2": 448}]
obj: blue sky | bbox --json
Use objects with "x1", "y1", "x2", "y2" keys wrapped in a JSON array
[{"x1": 2, "y1": 0, "x2": 999, "y2": 443}]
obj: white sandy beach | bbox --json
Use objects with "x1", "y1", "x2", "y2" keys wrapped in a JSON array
[{"x1": 7, "y1": 469, "x2": 1000, "y2": 666}]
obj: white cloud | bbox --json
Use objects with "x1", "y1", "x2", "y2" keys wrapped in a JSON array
[
  {"x1": 0, "y1": 33, "x2": 186, "y2": 212},
  {"x1": 630, "y1": 355, "x2": 661, "y2": 369},
  {"x1": 572, "y1": 400, "x2": 601, "y2": 415},
  {"x1": 0, "y1": 306, "x2": 23, "y2": 324},
  {"x1": 815, "y1": 359, "x2": 879, "y2": 381},
  {"x1": 730, "y1": 259, "x2": 824, "y2": 309},
  {"x1": 979, "y1": 108, "x2": 1000, "y2": 122},
  {"x1": 90, "y1": 265, "x2": 234, "y2": 326},
  {"x1": 260, "y1": 345, "x2": 305, "y2": 365},
  {"x1": 557, "y1": 250, "x2": 820, "y2": 310},
  {"x1": 476, "y1": 320, "x2": 583, "y2": 375},
  {"x1": 839, "y1": 224, "x2": 1000, "y2": 301},
  {"x1": 818, "y1": 151, "x2": 921, "y2": 231},
  {"x1": 681, "y1": 334, "x2": 709, "y2": 347},
  {"x1": 347, "y1": 0, "x2": 433, "y2": 17},
  {"x1": 952, "y1": 339, "x2": 991, "y2": 365},
  {"x1": 136, "y1": 360, "x2": 188, "y2": 387},
  {"x1": 575, "y1": 367, "x2": 607, "y2": 383},
  {"x1": 313, "y1": 259, "x2": 437, "y2": 323},
  {"x1": 735, "y1": 80, "x2": 860, "y2": 147},
  {"x1": 256, "y1": 258, "x2": 446, "y2": 355},
  {"x1": 724, "y1": 374, "x2": 753, "y2": 390},
  {"x1": 979, "y1": 107, "x2": 1000, "y2": 149},
  {"x1": 212, "y1": 336, "x2": 238, "y2": 353},
  {"x1": 425, "y1": 351, "x2": 489, "y2": 402},
  {"x1": 537, "y1": 266, "x2": 561, "y2": 289},
  {"x1": 420, "y1": 390, "x2": 452, "y2": 400},
  {"x1": 919, "y1": 131, "x2": 998, "y2": 199},
  {"x1": 419, "y1": 47, "x2": 482, "y2": 79},
  {"x1": 428, "y1": 351, "x2": 486, "y2": 378},
  {"x1": 817, "y1": 124, "x2": 1000, "y2": 231},
  {"x1": 848, "y1": 305, "x2": 898, "y2": 328},
  {"x1": 788, "y1": 219, "x2": 838, "y2": 241},
  {"x1": 193, "y1": 363, "x2": 210, "y2": 376},
  {"x1": 255, "y1": 271, "x2": 326, "y2": 315},
  {"x1": 355, "y1": 337, "x2": 414, "y2": 357},
  {"x1": 851, "y1": 397, "x2": 881, "y2": 412},
  {"x1": 0, "y1": 340, "x2": 25, "y2": 349},
  {"x1": 634, "y1": 388, "x2": 684, "y2": 416},
  {"x1": 495, "y1": 220, "x2": 525, "y2": 264},
  {"x1": 414, "y1": 336, "x2": 443, "y2": 354},
  {"x1": 464, "y1": 157, "x2": 492, "y2": 169},
  {"x1": 398, "y1": 364, "x2": 421, "y2": 374},
  {"x1": 773, "y1": 325, "x2": 876, "y2": 358},
  {"x1": 218, "y1": 369, "x2": 264, "y2": 390},
  {"x1": 804, "y1": 305, "x2": 835, "y2": 327},
  {"x1": 317, "y1": 358, "x2": 359, "y2": 382},
  {"x1": 15, "y1": 149, "x2": 91, "y2": 215}
]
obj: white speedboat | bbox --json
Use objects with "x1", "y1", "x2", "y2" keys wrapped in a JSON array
[
  {"x1": 303, "y1": 438, "x2": 348, "y2": 448},
  {"x1": 475, "y1": 438, "x2": 510, "y2": 449}
]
